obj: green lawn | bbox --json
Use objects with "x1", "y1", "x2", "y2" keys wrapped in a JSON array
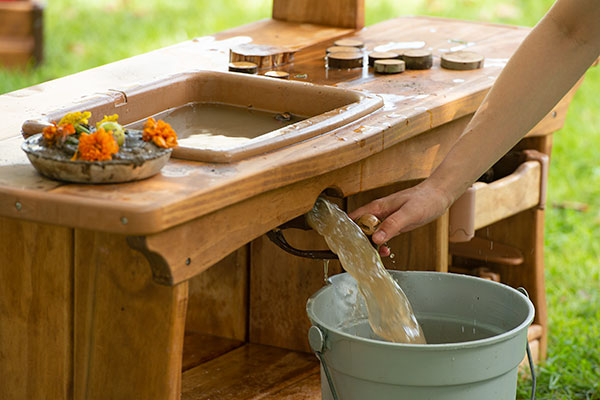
[{"x1": 2, "y1": 1, "x2": 598, "y2": 398}]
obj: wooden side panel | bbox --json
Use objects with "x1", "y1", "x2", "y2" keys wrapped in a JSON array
[
  {"x1": 185, "y1": 246, "x2": 248, "y2": 341},
  {"x1": 348, "y1": 183, "x2": 449, "y2": 272},
  {"x1": 0, "y1": 216, "x2": 72, "y2": 400},
  {"x1": 74, "y1": 230, "x2": 188, "y2": 400},
  {"x1": 474, "y1": 208, "x2": 547, "y2": 359},
  {"x1": 250, "y1": 229, "x2": 343, "y2": 352},
  {"x1": 273, "y1": 0, "x2": 364, "y2": 29}
]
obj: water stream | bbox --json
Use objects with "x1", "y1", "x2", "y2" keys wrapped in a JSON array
[{"x1": 307, "y1": 198, "x2": 426, "y2": 344}]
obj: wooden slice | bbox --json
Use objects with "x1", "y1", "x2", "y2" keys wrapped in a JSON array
[
  {"x1": 389, "y1": 49, "x2": 405, "y2": 58},
  {"x1": 228, "y1": 61, "x2": 258, "y2": 74},
  {"x1": 326, "y1": 46, "x2": 361, "y2": 54},
  {"x1": 230, "y1": 44, "x2": 294, "y2": 69},
  {"x1": 368, "y1": 51, "x2": 400, "y2": 67},
  {"x1": 333, "y1": 38, "x2": 364, "y2": 48},
  {"x1": 327, "y1": 52, "x2": 363, "y2": 69},
  {"x1": 402, "y1": 49, "x2": 433, "y2": 70},
  {"x1": 264, "y1": 71, "x2": 290, "y2": 79},
  {"x1": 374, "y1": 59, "x2": 405, "y2": 74},
  {"x1": 441, "y1": 51, "x2": 484, "y2": 70}
]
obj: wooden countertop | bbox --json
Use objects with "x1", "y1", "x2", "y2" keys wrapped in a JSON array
[{"x1": 0, "y1": 16, "x2": 568, "y2": 235}]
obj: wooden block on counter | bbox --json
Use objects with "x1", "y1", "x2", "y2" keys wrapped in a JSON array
[
  {"x1": 441, "y1": 51, "x2": 484, "y2": 70},
  {"x1": 402, "y1": 49, "x2": 433, "y2": 70},
  {"x1": 374, "y1": 59, "x2": 405, "y2": 74},
  {"x1": 327, "y1": 51, "x2": 363, "y2": 69},
  {"x1": 368, "y1": 51, "x2": 399, "y2": 67}
]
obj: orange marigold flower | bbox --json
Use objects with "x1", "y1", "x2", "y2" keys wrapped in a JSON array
[
  {"x1": 74, "y1": 128, "x2": 119, "y2": 162},
  {"x1": 142, "y1": 117, "x2": 178, "y2": 149},
  {"x1": 42, "y1": 122, "x2": 76, "y2": 147}
]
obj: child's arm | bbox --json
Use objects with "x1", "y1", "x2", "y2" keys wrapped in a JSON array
[{"x1": 350, "y1": 0, "x2": 600, "y2": 248}]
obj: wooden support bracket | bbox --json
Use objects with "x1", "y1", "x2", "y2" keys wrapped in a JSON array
[{"x1": 127, "y1": 168, "x2": 361, "y2": 286}]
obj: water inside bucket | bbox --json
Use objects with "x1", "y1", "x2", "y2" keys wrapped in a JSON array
[{"x1": 339, "y1": 317, "x2": 500, "y2": 344}]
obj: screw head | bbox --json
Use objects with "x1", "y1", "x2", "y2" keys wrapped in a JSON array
[
  {"x1": 15, "y1": 201, "x2": 22, "y2": 211},
  {"x1": 185, "y1": 258, "x2": 191, "y2": 265},
  {"x1": 120, "y1": 217, "x2": 128, "y2": 225}
]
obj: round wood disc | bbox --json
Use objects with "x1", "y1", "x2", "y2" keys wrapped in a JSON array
[
  {"x1": 374, "y1": 59, "x2": 405, "y2": 74},
  {"x1": 326, "y1": 46, "x2": 361, "y2": 54},
  {"x1": 228, "y1": 61, "x2": 258, "y2": 74},
  {"x1": 264, "y1": 71, "x2": 290, "y2": 79},
  {"x1": 389, "y1": 49, "x2": 405, "y2": 58},
  {"x1": 402, "y1": 49, "x2": 433, "y2": 70},
  {"x1": 327, "y1": 52, "x2": 364, "y2": 69},
  {"x1": 333, "y1": 38, "x2": 364, "y2": 49},
  {"x1": 441, "y1": 51, "x2": 484, "y2": 70},
  {"x1": 368, "y1": 51, "x2": 400, "y2": 67}
]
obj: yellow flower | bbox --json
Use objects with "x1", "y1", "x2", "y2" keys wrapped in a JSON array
[
  {"x1": 96, "y1": 114, "x2": 119, "y2": 128},
  {"x1": 73, "y1": 128, "x2": 119, "y2": 161},
  {"x1": 142, "y1": 117, "x2": 178, "y2": 149},
  {"x1": 58, "y1": 111, "x2": 91, "y2": 127}
]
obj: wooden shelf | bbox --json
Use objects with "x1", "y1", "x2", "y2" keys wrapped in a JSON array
[
  {"x1": 183, "y1": 332, "x2": 245, "y2": 372},
  {"x1": 181, "y1": 343, "x2": 321, "y2": 400}
]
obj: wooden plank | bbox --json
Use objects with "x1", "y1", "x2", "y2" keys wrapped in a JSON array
[
  {"x1": 471, "y1": 161, "x2": 541, "y2": 231},
  {"x1": 215, "y1": 18, "x2": 354, "y2": 52},
  {"x1": 181, "y1": 344, "x2": 319, "y2": 399},
  {"x1": 263, "y1": 373, "x2": 321, "y2": 399},
  {"x1": 273, "y1": 0, "x2": 364, "y2": 29},
  {"x1": 0, "y1": 37, "x2": 35, "y2": 67},
  {"x1": 0, "y1": 1, "x2": 37, "y2": 38},
  {"x1": 0, "y1": 216, "x2": 72, "y2": 400},
  {"x1": 348, "y1": 183, "x2": 449, "y2": 272},
  {"x1": 127, "y1": 166, "x2": 360, "y2": 285},
  {"x1": 449, "y1": 236, "x2": 524, "y2": 266},
  {"x1": 74, "y1": 230, "x2": 188, "y2": 400},
  {"x1": 250, "y1": 228, "x2": 343, "y2": 352},
  {"x1": 182, "y1": 332, "x2": 244, "y2": 372},
  {"x1": 185, "y1": 247, "x2": 249, "y2": 341}
]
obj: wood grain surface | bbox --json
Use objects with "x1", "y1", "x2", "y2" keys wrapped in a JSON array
[
  {"x1": 273, "y1": 0, "x2": 364, "y2": 29},
  {"x1": 0, "y1": 17, "x2": 581, "y2": 238},
  {"x1": 181, "y1": 344, "x2": 319, "y2": 399},
  {"x1": 74, "y1": 230, "x2": 188, "y2": 400},
  {"x1": 0, "y1": 216, "x2": 72, "y2": 400}
]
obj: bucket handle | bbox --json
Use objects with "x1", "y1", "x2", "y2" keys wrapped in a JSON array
[
  {"x1": 308, "y1": 326, "x2": 340, "y2": 400},
  {"x1": 518, "y1": 287, "x2": 537, "y2": 400}
]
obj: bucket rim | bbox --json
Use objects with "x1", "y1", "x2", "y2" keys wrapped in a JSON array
[{"x1": 306, "y1": 271, "x2": 535, "y2": 350}]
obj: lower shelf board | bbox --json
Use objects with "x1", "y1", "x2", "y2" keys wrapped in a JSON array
[{"x1": 181, "y1": 343, "x2": 321, "y2": 400}]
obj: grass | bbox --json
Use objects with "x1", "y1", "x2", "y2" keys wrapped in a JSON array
[{"x1": 2, "y1": 1, "x2": 598, "y2": 398}]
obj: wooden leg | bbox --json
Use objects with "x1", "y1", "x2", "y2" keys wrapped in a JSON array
[
  {"x1": 348, "y1": 183, "x2": 449, "y2": 272},
  {"x1": 475, "y1": 208, "x2": 548, "y2": 359},
  {"x1": 74, "y1": 230, "x2": 188, "y2": 400},
  {"x1": 0, "y1": 217, "x2": 73, "y2": 400}
]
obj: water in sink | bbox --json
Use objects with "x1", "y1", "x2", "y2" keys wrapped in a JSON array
[{"x1": 126, "y1": 102, "x2": 305, "y2": 150}]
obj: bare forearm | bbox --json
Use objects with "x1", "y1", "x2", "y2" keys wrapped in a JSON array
[{"x1": 426, "y1": 0, "x2": 600, "y2": 202}]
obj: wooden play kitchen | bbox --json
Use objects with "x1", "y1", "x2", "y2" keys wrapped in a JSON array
[{"x1": 0, "y1": 1, "x2": 594, "y2": 398}]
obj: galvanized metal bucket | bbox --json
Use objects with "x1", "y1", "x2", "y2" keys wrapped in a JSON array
[{"x1": 306, "y1": 271, "x2": 535, "y2": 400}]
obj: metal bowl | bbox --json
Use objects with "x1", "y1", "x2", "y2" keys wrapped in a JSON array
[{"x1": 21, "y1": 134, "x2": 172, "y2": 184}]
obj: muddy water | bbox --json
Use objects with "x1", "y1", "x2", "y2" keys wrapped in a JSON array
[
  {"x1": 126, "y1": 102, "x2": 304, "y2": 150},
  {"x1": 307, "y1": 198, "x2": 426, "y2": 344}
]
